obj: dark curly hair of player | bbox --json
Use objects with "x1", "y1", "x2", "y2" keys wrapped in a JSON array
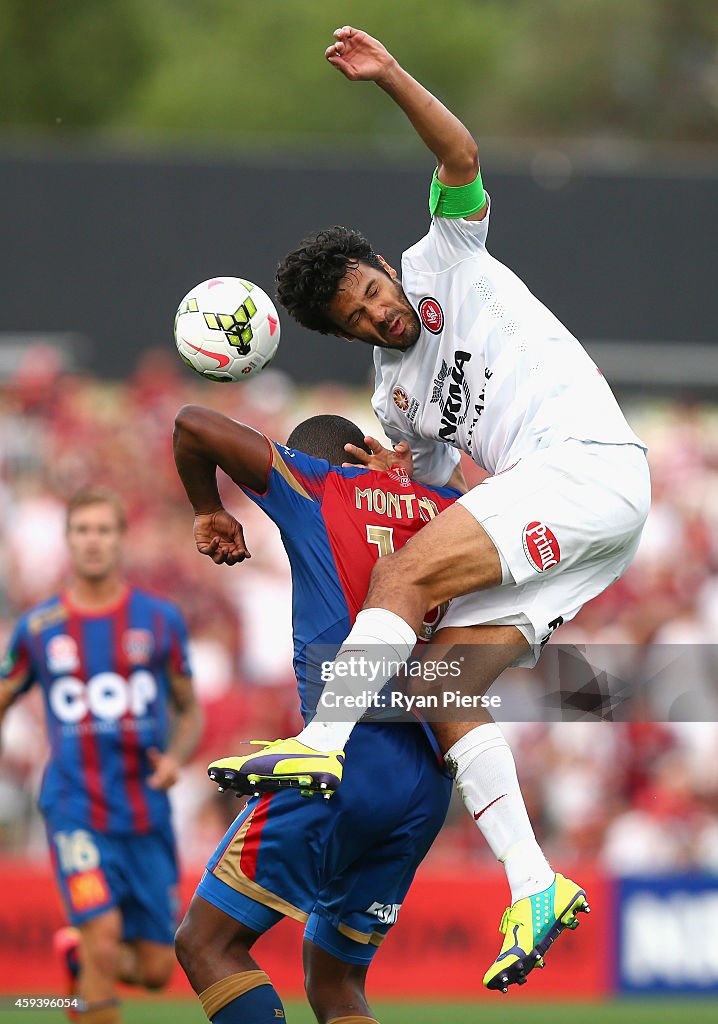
[{"x1": 275, "y1": 226, "x2": 386, "y2": 334}]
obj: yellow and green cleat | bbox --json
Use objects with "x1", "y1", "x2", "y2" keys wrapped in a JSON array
[
  {"x1": 208, "y1": 739, "x2": 345, "y2": 800},
  {"x1": 483, "y1": 873, "x2": 590, "y2": 993}
]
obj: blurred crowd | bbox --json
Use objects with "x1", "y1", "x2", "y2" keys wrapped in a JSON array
[{"x1": 0, "y1": 345, "x2": 717, "y2": 877}]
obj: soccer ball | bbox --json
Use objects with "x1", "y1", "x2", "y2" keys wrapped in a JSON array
[{"x1": 174, "y1": 277, "x2": 280, "y2": 382}]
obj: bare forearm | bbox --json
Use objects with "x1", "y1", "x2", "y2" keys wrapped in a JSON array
[
  {"x1": 377, "y1": 61, "x2": 478, "y2": 180},
  {"x1": 168, "y1": 703, "x2": 204, "y2": 765},
  {"x1": 174, "y1": 407, "x2": 224, "y2": 514},
  {"x1": 174, "y1": 404, "x2": 270, "y2": 507}
]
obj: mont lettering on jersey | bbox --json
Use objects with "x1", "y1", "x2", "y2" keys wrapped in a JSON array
[
  {"x1": 242, "y1": 441, "x2": 459, "y2": 722},
  {"x1": 1, "y1": 588, "x2": 191, "y2": 833}
]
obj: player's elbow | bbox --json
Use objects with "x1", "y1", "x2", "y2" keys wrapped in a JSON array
[
  {"x1": 173, "y1": 404, "x2": 216, "y2": 456},
  {"x1": 174, "y1": 403, "x2": 205, "y2": 440},
  {"x1": 440, "y1": 143, "x2": 480, "y2": 184}
]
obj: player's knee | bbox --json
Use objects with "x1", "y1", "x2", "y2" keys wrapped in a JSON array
[
  {"x1": 83, "y1": 932, "x2": 121, "y2": 978},
  {"x1": 140, "y1": 951, "x2": 175, "y2": 990},
  {"x1": 304, "y1": 967, "x2": 365, "y2": 1022}
]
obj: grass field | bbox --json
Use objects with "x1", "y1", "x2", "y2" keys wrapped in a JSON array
[{"x1": 14, "y1": 998, "x2": 718, "y2": 1023}]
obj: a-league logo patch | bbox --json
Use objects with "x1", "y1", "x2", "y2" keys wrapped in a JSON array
[
  {"x1": 419, "y1": 296, "x2": 444, "y2": 334},
  {"x1": 522, "y1": 521, "x2": 561, "y2": 572},
  {"x1": 46, "y1": 634, "x2": 80, "y2": 674},
  {"x1": 392, "y1": 386, "x2": 421, "y2": 425},
  {"x1": 392, "y1": 386, "x2": 410, "y2": 411},
  {"x1": 123, "y1": 629, "x2": 154, "y2": 665}
]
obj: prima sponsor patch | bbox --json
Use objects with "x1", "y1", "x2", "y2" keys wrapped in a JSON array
[{"x1": 522, "y1": 521, "x2": 561, "y2": 572}]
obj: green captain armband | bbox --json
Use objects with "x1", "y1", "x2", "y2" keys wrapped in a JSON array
[{"x1": 429, "y1": 167, "x2": 486, "y2": 218}]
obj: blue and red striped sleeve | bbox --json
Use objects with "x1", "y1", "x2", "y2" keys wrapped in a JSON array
[{"x1": 240, "y1": 441, "x2": 332, "y2": 529}]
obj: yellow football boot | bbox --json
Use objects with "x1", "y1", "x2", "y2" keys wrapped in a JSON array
[
  {"x1": 484, "y1": 873, "x2": 590, "y2": 993},
  {"x1": 208, "y1": 739, "x2": 345, "y2": 799}
]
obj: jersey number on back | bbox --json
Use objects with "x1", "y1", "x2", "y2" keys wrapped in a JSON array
[{"x1": 365, "y1": 524, "x2": 445, "y2": 641}]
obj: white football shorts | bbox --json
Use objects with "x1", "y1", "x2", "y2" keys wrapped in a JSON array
[{"x1": 439, "y1": 440, "x2": 651, "y2": 666}]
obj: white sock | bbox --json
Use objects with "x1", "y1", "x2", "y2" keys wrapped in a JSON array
[
  {"x1": 446, "y1": 724, "x2": 554, "y2": 903},
  {"x1": 297, "y1": 608, "x2": 417, "y2": 753}
]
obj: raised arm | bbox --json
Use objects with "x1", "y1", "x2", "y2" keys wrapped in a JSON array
[
  {"x1": 326, "y1": 25, "x2": 485, "y2": 219},
  {"x1": 173, "y1": 404, "x2": 272, "y2": 564}
]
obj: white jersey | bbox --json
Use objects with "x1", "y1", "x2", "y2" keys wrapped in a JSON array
[{"x1": 373, "y1": 200, "x2": 645, "y2": 486}]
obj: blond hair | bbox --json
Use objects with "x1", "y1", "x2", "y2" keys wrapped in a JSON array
[{"x1": 66, "y1": 487, "x2": 127, "y2": 532}]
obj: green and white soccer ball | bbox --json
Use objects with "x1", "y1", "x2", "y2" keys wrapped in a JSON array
[{"x1": 174, "y1": 277, "x2": 281, "y2": 381}]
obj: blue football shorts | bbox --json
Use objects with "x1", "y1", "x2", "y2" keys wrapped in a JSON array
[
  {"x1": 46, "y1": 819, "x2": 179, "y2": 944},
  {"x1": 198, "y1": 722, "x2": 451, "y2": 965}
]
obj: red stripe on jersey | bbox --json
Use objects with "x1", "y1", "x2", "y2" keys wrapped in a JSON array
[
  {"x1": 239, "y1": 794, "x2": 273, "y2": 881},
  {"x1": 65, "y1": 609, "x2": 108, "y2": 832},
  {"x1": 320, "y1": 471, "x2": 457, "y2": 624},
  {"x1": 113, "y1": 596, "x2": 151, "y2": 834}
]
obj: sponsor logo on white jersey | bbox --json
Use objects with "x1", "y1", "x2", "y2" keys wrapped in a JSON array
[
  {"x1": 466, "y1": 366, "x2": 493, "y2": 447},
  {"x1": 522, "y1": 521, "x2": 561, "y2": 572},
  {"x1": 366, "y1": 901, "x2": 402, "y2": 925},
  {"x1": 431, "y1": 351, "x2": 472, "y2": 442}
]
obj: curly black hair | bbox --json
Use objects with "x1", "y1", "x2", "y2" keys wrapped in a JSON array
[{"x1": 275, "y1": 226, "x2": 386, "y2": 334}]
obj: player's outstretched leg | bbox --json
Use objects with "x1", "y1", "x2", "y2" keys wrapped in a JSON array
[
  {"x1": 175, "y1": 892, "x2": 286, "y2": 1023},
  {"x1": 443, "y1": 720, "x2": 589, "y2": 989},
  {"x1": 70, "y1": 912, "x2": 124, "y2": 1024},
  {"x1": 208, "y1": 739, "x2": 345, "y2": 799},
  {"x1": 483, "y1": 873, "x2": 590, "y2": 993}
]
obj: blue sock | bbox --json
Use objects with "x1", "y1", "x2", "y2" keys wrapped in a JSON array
[{"x1": 211, "y1": 981, "x2": 285, "y2": 1023}]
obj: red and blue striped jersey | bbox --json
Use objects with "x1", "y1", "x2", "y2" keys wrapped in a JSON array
[
  {"x1": 243, "y1": 441, "x2": 460, "y2": 722},
  {"x1": 0, "y1": 587, "x2": 192, "y2": 834}
]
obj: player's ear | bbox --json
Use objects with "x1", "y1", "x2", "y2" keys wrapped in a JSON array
[
  {"x1": 377, "y1": 254, "x2": 398, "y2": 280},
  {"x1": 334, "y1": 330, "x2": 355, "y2": 343}
]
